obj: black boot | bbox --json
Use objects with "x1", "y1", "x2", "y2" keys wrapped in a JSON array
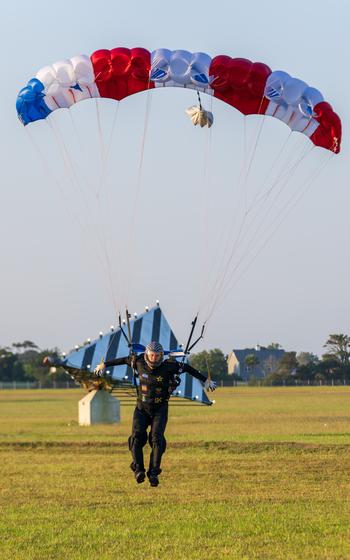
[
  {"x1": 135, "y1": 470, "x2": 146, "y2": 484},
  {"x1": 149, "y1": 473, "x2": 159, "y2": 487},
  {"x1": 132, "y1": 462, "x2": 145, "y2": 484},
  {"x1": 147, "y1": 468, "x2": 160, "y2": 487}
]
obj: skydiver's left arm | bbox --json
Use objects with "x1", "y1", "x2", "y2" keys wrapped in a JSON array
[
  {"x1": 182, "y1": 363, "x2": 217, "y2": 391},
  {"x1": 182, "y1": 363, "x2": 206, "y2": 382}
]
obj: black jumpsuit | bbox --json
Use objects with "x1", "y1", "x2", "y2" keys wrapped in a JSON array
[{"x1": 104, "y1": 354, "x2": 206, "y2": 475}]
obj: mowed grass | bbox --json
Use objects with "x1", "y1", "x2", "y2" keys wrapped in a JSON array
[{"x1": 0, "y1": 387, "x2": 349, "y2": 559}]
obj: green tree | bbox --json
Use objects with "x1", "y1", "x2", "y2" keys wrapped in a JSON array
[
  {"x1": 267, "y1": 342, "x2": 283, "y2": 350},
  {"x1": 316, "y1": 358, "x2": 340, "y2": 382},
  {"x1": 321, "y1": 334, "x2": 350, "y2": 381},
  {"x1": 323, "y1": 334, "x2": 350, "y2": 367},
  {"x1": 296, "y1": 352, "x2": 319, "y2": 367},
  {"x1": 245, "y1": 354, "x2": 260, "y2": 377},
  {"x1": 261, "y1": 354, "x2": 280, "y2": 377},
  {"x1": 12, "y1": 340, "x2": 39, "y2": 353},
  {"x1": 1, "y1": 342, "x2": 64, "y2": 385},
  {"x1": 294, "y1": 362, "x2": 316, "y2": 383},
  {"x1": 0, "y1": 347, "x2": 26, "y2": 382},
  {"x1": 19, "y1": 347, "x2": 64, "y2": 384},
  {"x1": 267, "y1": 352, "x2": 298, "y2": 385},
  {"x1": 190, "y1": 348, "x2": 228, "y2": 380}
]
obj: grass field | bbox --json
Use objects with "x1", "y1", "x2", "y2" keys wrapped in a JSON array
[{"x1": 0, "y1": 387, "x2": 349, "y2": 559}]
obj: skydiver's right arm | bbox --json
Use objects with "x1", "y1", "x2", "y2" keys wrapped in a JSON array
[
  {"x1": 94, "y1": 355, "x2": 131, "y2": 376},
  {"x1": 104, "y1": 356, "x2": 132, "y2": 367},
  {"x1": 43, "y1": 356, "x2": 64, "y2": 367}
]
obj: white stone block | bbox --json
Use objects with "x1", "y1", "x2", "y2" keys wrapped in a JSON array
[{"x1": 79, "y1": 389, "x2": 120, "y2": 426}]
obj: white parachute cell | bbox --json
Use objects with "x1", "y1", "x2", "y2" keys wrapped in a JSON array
[{"x1": 169, "y1": 50, "x2": 193, "y2": 85}]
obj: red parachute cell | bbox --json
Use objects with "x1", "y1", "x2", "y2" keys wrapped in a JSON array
[
  {"x1": 311, "y1": 102, "x2": 342, "y2": 154},
  {"x1": 91, "y1": 47, "x2": 153, "y2": 101},
  {"x1": 209, "y1": 56, "x2": 271, "y2": 115}
]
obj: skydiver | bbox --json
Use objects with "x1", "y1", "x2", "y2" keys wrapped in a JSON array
[{"x1": 94, "y1": 341, "x2": 217, "y2": 487}]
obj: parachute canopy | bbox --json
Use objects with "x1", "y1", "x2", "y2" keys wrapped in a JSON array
[{"x1": 16, "y1": 47, "x2": 341, "y2": 153}]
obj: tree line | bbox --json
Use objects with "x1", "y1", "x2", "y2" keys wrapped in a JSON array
[
  {"x1": 1, "y1": 333, "x2": 350, "y2": 386},
  {"x1": 0, "y1": 341, "x2": 66, "y2": 385},
  {"x1": 190, "y1": 334, "x2": 350, "y2": 385}
]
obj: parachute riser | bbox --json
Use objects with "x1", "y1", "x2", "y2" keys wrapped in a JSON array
[
  {"x1": 118, "y1": 308, "x2": 138, "y2": 386},
  {"x1": 180, "y1": 316, "x2": 206, "y2": 371},
  {"x1": 118, "y1": 312, "x2": 131, "y2": 348},
  {"x1": 187, "y1": 323, "x2": 205, "y2": 353}
]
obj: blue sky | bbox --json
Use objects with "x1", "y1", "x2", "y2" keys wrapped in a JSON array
[{"x1": 1, "y1": 0, "x2": 349, "y2": 357}]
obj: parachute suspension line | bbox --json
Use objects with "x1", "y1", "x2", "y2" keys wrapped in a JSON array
[
  {"x1": 236, "y1": 139, "x2": 313, "y2": 240},
  {"x1": 243, "y1": 115, "x2": 266, "y2": 213},
  {"x1": 246, "y1": 144, "x2": 316, "y2": 242},
  {"x1": 213, "y1": 151, "x2": 313, "y2": 310},
  {"x1": 31, "y1": 122, "x2": 97, "y2": 252},
  {"x1": 196, "y1": 98, "x2": 214, "y2": 317},
  {"x1": 249, "y1": 131, "x2": 293, "y2": 210},
  {"x1": 205, "y1": 144, "x2": 315, "y2": 321},
  {"x1": 95, "y1": 98, "x2": 107, "y2": 188},
  {"x1": 97, "y1": 223, "x2": 119, "y2": 317},
  {"x1": 124, "y1": 87, "x2": 153, "y2": 306},
  {"x1": 208, "y1": 151, "x2": 333, "y2": 318},
  {"x1": 98, "y1": 101, "x2": 121, "y2": 310},
  {"x1": 92, "y1": 99, "x2": 122, "y2": 316},
  {"x1": 90, "y1": 101, "x2": 121, "y2": 198},
  {"x1": 25, "y1": 126, "x2": 75, "y2": 224},
  {"x1": 205, "y1": 354, "x2": 212, "y2": 383},
  {"x1": 68, "y1": 111, "x2": 97, "y2": 192},
  {"x1": 95, "y1": 307, "x2": 137, "y2": 382},
  {"x1": 38, "y1": 121, "x2": 115, "y2": 308},
  {"x1": 246, "y1": 139, "x2": 313, "y2": 217},
  {"x1": 66, "y1": 107, "x2": 121, "y2": 315},
  {"x1": 45, "y1": 118, "x2": 118, "y2": 314},
  {"x1": 98, "y1": 306, "x2": 130, "y2": 366},
  {"x1": 198, "y1": 115, "x2": 254, "y2": 317},
  {"x1": 213, "y1": 134, "x2": 307, "y2": 301},
  {"x1": 46, "y1": 118, "x2": 91, "y2": 204},
  {"x1": 205, "y1": 147, "x2": 330, "y2": 323},
  {"x1": 256, "y1": 93, "x2": 266, "y2": 116},
  {"x1": 197, "y1": 113, "x2": 246, "y2": 319},
  {"x1": 67, "y1": 109, "x2": 110, "y2": 205},
  {"x1": 24, "y1": 125, "x2": 119, "y2": 307},
  {"x1": 196, "y1": 94, "x2": 219, "y2": 319},
  {"x1": 45, "y1": 118, "x2": 109, "y2": 254},
  {"x1": 203, "y1": 138, "x2": 315, "y2": 324}
]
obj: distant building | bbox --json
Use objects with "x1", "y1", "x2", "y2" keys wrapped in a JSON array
[{"x1": 227, "y1": 345, "x2": 285, "y2": 381}]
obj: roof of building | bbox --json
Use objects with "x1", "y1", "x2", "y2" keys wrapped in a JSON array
[{"x1": 232, "y1": 347, "x2": 285, "y2": 362}]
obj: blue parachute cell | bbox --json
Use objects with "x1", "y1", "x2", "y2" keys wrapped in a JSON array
[{"x1": 16, "y1": 78, "x2": 52, "y2": 125}]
